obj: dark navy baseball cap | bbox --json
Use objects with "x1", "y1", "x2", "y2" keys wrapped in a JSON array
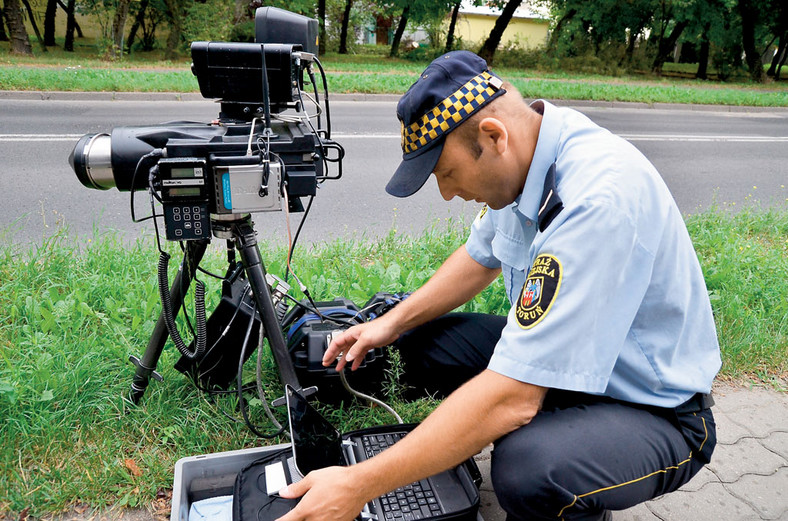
[{"x1": 386, "y1": 50, "x2": 506, "y2": 198}]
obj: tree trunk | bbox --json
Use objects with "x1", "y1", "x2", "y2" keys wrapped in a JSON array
[
  {"x1": 339, "y1": 0, "x2": 352, "y2": 54},
  {"x1": 651, "y1": 20, "x2": 688, "y2": 74},
  {"x1": 445, "y1": 0, "x2": 461, "y2": 53},
  {"x1": 776, "y1": 44, "x2": 787, "y2": 80},
  {"x1": 767, "y1": 33, "x2": 787, "y2": 77},
  {"x1": 318, "y1": 0, "x2": 326, "y2": 55},
  {"x1": 64, "y1": 0, "x2": 76, "y2": 50},
  {"x1": 621, "y1": 23, "x2": 644, "y2": 68},
  {"x1": 163, "y1": 0, "x2": 183, "y2": 60},
  {"x1": 766, "y1": 28, "x2": 788, "y2": 77},
  {"x1": 389, "y1": 4, "x2": 409, "y2": 58},
  {"x1": 165, "y1": 24, "x2": 180, "y2": 60},
  {"x1": 546, "y1": 8, "x2": 575, "y2": 54},
  {"x1": 478, "y1": 0, "x2": 523, "y2": 65},
  {"x1": 44, "y1": 0, "x2": 56, "y2": 46},
  {"x1": 0, "y1": 10, "x2": 7, "y2": 42},
  {"x1": 738, "y1": 0, "x2": 764, "y2": 82},
  {"x1": 696, "y1": 23, "x2": 711, "y2": 80},
  {"x1": 110, "y1": 0, "x2": 131, "y2": 58},
  {"x1": 5, "y1": 0, "x2": 32, "y2": 54},
  {"x1": 125, "y1": 0, "x2": 149, "y2": 53},
  {"x1": 58, "y1": 0, "x2": 82, "y2": 37},
  {"x1": 20, "y1": 0, "x2": 47, "y2": 51}
]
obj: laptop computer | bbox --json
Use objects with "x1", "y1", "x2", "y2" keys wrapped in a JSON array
[{"x1": 272, "y1": 384, "x2": 480, "y2": 521}]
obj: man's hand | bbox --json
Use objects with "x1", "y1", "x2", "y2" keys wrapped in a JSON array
[
  {"x1": 323, "y1": 246, "x2": 500, "y2": 373},
  {"x1": 276, "y1": 466, "x2": 369, "y2": 521},
  {"x1": 323, "y1": 318, "x2": 399, "y2": 371}
]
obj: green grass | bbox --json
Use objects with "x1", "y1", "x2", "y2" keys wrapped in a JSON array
[
  {"x1": 686, "y1": 205, "x2": 788, "y2": 383},
  {"x1": 2, "y1": 41, "x2": 787, "y2": 106},
  {"x1": 0, "y1": 206, "x2": 786, "y2": 516},
  {"x1": 0, "y1": 65, "x2": 198, "y2": 93},
  {"x1": 508, "y1": 77, "x2": 788, "y2": 106}
]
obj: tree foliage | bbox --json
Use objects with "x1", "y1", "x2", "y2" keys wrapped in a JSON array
[
  {"x1": 536, "y1": 0, "x2": 784, "y2": 82},
  {"x1": 15, "y1": 0, "x2": 785, "y2": 84}
]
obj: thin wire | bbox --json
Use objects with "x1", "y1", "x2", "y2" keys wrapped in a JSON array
[
  {"x1": 237, "y1": 299, "x2": 285, "y2": 439},
  {"x1": 313, "y1": 57, "x2": 331, "y2": 138},
  {"x1": 256, "y1": 323, "x2": 286, "y2": 435},
  {"x1": 272, "y1": 92, "x2": 321, "y2": 124},
  {"x1": 286, "y1": 195, "x2": 314, "y2": 282},
  {"x1": 247, "y1": 117, "x2": 260, "y2": 156},
  {"x1": 281, "y1": 294, "x2": 362, "y2": 328},
  {"x1": 281, "y1": 186, "x2": 308, "y2": 294},
  {"x1": 339, "y1": 369, "x2": 402, "y2": 424},
  {"x1": 130, "y1": 149, "x2": 162, "y2": 223}
]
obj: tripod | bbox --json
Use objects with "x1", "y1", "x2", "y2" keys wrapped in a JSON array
[{"x1": 128, "y1": 213, "x2": 300, "y2": 405}]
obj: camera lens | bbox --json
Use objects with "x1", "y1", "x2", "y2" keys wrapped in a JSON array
[{"x1": 69, "y1": 133, "x2": 115, "y2": 190}]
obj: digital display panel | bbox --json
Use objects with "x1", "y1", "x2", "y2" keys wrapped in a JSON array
[
  {"x1": 168, "y1": 187, "x2": 202, "y2": 197},
  {"x1": 171, "y1": 167, "x2": 197, "y2": 178}
]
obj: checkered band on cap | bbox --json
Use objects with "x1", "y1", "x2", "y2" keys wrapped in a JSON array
[{"x1": 401, "y1": 71, "x2": 503, "y2": 155}]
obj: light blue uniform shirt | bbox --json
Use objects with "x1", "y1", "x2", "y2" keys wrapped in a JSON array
[{"x1": 465, "y1": 100, "x2": 721, "y2": 408}]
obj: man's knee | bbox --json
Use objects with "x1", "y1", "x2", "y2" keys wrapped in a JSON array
[{"x1": 490, "y1": 429, "x2": 575, "y2": 520}]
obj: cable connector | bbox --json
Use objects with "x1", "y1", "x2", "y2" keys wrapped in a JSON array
[{"x1": 266, "y1": 273, "x2": 291, "y2": 324}]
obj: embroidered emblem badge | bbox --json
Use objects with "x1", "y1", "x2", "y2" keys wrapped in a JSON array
[{"x1": 515, "y1": 254, "x2": 562, "y2": 329}]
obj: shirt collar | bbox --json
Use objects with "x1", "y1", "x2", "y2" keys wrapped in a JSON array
[{"x1": 511, "y1": 100, "x2": 561, "y2": 221}]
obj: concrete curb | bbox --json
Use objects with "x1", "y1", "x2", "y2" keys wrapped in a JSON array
[{"x1": 2, "y1": 90, "x2": 787, "y2": 112}]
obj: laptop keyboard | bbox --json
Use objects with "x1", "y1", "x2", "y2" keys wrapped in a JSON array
[{"x1": 361, "y1": 433, "x2": 444, "y2": 520}]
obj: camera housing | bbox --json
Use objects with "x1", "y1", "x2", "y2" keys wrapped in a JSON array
[{"x1": 68, "y1": 6, "x2": 340, "y2": 242}]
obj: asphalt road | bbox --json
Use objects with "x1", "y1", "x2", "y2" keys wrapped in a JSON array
[{"x1": 1, "y1": 98, "x2": 786, "y2": 248}]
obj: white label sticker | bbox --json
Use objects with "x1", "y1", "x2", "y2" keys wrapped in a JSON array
[{"x1": 265, "y1": 461, "x2": 288, "y2": 496}]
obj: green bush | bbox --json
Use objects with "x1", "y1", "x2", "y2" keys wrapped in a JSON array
[
  {"x1": 181, "y1": 0, "x2": 236, "y2": 49},
  {"x1": 401, "y1": 44, "x2": 445, "y2": 63},
  {"x1": 352, "y1": 44, "x2": 391, "y2": 56},
  {"x1": 491, "y1": 45, "x2": 544, "y2": 70},
  {"x1": 229, "y1": 20, "x2": 256, "y2": 43}
]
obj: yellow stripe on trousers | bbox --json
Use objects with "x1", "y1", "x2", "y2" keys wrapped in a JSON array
[{"x1": 556, "y1": 415, "x2": 708, "y2": 519}]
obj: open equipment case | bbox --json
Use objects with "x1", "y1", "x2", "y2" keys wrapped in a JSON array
[{"x1": 171, "y1": 444, "x2": 487, "y2": 521}]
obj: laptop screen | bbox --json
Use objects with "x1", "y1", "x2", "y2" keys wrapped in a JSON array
[{"x1": 285, "y1": 385, "x2": 345, "y2": 476}]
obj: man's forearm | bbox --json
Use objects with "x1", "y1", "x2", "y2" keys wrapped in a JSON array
[
  {"x1": 383, "y1": 245, "x2": 501, "y2": 334},
  {"x1": 347, "y1": 370, "x2": 546, "y2": 502}
]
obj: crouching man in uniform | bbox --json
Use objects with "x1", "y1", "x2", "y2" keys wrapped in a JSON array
[{"x1": 279, "y1": 51, "x2": 720, "y2": 521}]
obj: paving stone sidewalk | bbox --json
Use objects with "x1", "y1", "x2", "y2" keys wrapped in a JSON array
[{"x1": 474, "y1": 382, "x2": 788, "y2": 521}]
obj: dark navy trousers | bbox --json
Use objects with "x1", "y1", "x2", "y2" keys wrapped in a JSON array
[{"x1": 393, "y1": 313, "x2": 716, "y2": 521}]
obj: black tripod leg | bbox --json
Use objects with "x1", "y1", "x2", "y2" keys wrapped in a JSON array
[
  {"x1": 233, "y1": 218, "x2": 300, "y2": 389},
  {"x1": 129, "y1": 240, "x2": 210, "y2": 404}
]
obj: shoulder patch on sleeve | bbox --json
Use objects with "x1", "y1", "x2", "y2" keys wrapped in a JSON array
[{"x1": 515, "y1": 254, "x2": 562, "y2": 329}]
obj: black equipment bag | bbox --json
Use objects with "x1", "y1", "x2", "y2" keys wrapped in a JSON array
[{"x1": 232, "y1": 447, "x2": 298, "y2": 521}]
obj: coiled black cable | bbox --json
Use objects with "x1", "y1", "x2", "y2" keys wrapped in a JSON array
[{"x1": 157, "y1": 251, "x2": 207, "y2": 360}]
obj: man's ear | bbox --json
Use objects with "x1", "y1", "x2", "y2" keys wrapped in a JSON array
[{"x1": 477, "y1": 117, "x2": 508, "y2": 156}]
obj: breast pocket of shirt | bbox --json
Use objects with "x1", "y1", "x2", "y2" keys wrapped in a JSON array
[{"x1": 491, "y1": 234, "x2": 529, "y2": 305}]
